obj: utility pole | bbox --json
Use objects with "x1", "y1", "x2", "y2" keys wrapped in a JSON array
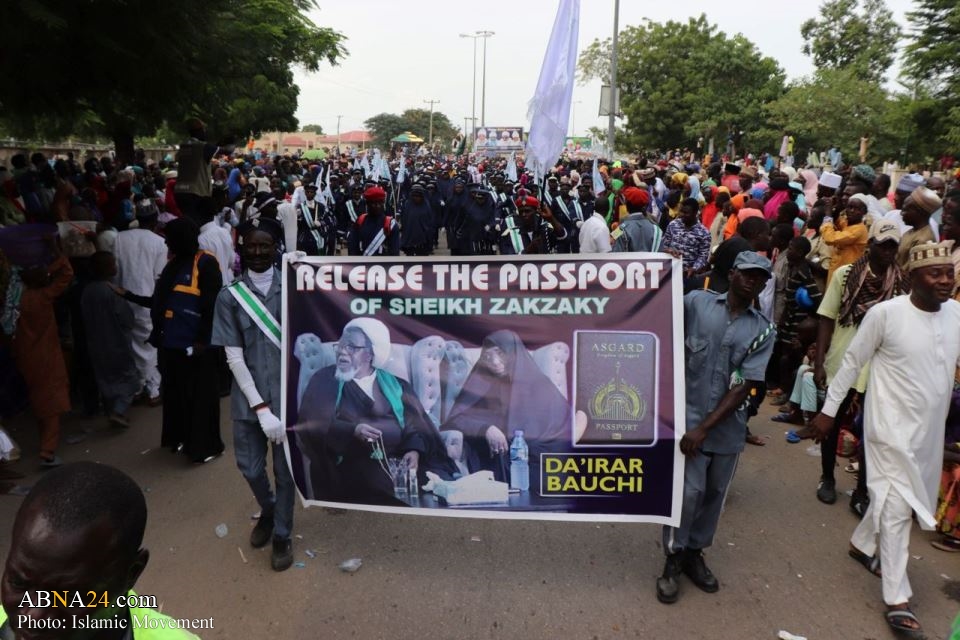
[
  {"x1": 607, "y1": 0, "x2": 620, "y2": 156},
  {"x1": 336, "y1": 114, "x2": 343, "y2": 153},
  {"x1": 423, "y1": 99, "x2": 440, "y2": 144}
]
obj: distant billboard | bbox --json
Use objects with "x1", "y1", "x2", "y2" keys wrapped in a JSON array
[
  {"x1": 564, "y1": 137, "x2": 593, "y2": 154},
  {"x1": 474, "y1": 126, "x2": 524, "y2": 153}
]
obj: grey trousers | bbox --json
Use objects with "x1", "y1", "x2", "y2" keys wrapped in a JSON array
[
  {"x1": 662, "y1": 451, "x2": 740, "y2": 555},
  {"x1": 233, "y1": 419, "x2": 295, "y2": 541}
]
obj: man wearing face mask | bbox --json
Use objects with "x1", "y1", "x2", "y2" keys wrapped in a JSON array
[{"x1": 211, "y1": 217, "x2": 294, "y2": 571}]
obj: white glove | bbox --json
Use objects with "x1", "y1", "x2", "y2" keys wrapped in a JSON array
[
  {"x1": 285, "y1": 250, "x2": 308, "y2": 261},
  {"x1": 575, "y1": 220, "x2": 584, "y2": 229},
  {"x1": 256, "y1": 409, "x2": 286, "y2": 444}
]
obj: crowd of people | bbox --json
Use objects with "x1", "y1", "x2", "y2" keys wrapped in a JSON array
[{"x1": 1, "y1": 117, "x2": 960, "y2": 636}]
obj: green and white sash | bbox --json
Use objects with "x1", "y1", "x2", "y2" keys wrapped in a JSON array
[
  {"x1": 300, "y1": 202, "x2": 325, "y2": 252},
  {"x1": 363, "y1": 222, "x2": 392, "y2": 256},
  {"x1": 346, "y1": 200, "x2": 358, "y2": 222},
  {"x1": 228, "y1": 281, "x2": 281, "y2": 349},
  {"x1": 504, "y1": 216, "x2": 524, "y2": 254}
]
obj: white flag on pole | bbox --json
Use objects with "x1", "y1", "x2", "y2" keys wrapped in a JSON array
[
  {"x1": 525, "y1": 0, "x2": 581, "y2": 181},
  {"x1": 592, "y1": 158, "x2": 606, "y2": 195}
]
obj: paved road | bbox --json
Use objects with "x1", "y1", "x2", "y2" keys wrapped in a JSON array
[{"x1": 2, "y1": 397, "x2": 958, "y2": 639}]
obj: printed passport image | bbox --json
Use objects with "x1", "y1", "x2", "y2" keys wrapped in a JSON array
[{"x1": 572, "y1": 330, "x2": 659, "y2": 447}]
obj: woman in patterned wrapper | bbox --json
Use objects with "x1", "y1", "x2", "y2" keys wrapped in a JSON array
[{"x1": 440, "y1": 330, "x2": 569, "y2": 484}]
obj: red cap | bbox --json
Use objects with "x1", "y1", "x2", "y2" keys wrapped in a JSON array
[
  {"x1": 514, "y1": 195, "x2": 540, "y2": 209},
  {"x1": 622, "y1": 186, "x2": 650, "y2": 208},
  {"x1": 363, "y1": 186, "x2": 386, "y2": 203}
]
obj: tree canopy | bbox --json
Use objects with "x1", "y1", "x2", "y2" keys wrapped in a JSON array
[
  {"x1": 0, "y1": 0, "x2": 346, "y2": 163},
  {"x1": 799, "y1": 0, "x2": 900, "y2": 85},
  {"x1": 763, "y1": 69, "x2": 888, "y2": 158},
  {"x1": 364, "y1": 109, "x2": 459, "y2": 149},
  {"x1": 578, "y1": 15, "x2": 785, "y2": 153},
  {"x1": 903, "y1": 0, "x2": 960, "y2": 149},
  {"x1": 301, "y1": 124, "x2": 325, "y2": 134}
]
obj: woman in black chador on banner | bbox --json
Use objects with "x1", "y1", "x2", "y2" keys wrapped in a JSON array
[{"x1": 441, "y1": 330, "x2": 569, "y2": 482}]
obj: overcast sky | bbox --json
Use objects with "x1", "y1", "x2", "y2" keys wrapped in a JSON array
[{"x1": 294, "y1": 0, "x2": 915, "y2": 138}]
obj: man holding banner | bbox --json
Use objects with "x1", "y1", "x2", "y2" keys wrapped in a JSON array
[
  {"x1": 658, "y1": 252, "x2": 776, "y2": 604},
  {"x1": 212, "y1": 217, "x2": 295, "y2": 571}
]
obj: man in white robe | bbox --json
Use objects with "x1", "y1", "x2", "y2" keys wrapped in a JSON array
[
  {"x1": 198, "y1": 209, "x2": 236, "y2": 286},
  {"x1": 114, "y1": 203, "x2": 168, "y2": 403},
  {"x1": 812, "y1": 240, "x2": 960, "y2": 637}
]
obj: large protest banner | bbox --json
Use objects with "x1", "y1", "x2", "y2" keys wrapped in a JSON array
[{"x1": 282, "y1": 254, "x2": 685, "y2": 524}]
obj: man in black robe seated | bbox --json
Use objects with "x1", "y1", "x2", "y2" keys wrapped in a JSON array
[
  {"x1": 294, "y1": 318, "x2": 439, "y2": 504},
  {"x1": 441, "y1": 330, "x2": 570, "y2": 485}
]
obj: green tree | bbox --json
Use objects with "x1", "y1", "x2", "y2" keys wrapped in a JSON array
[
  {"x1": 0, "y1": 0, "x2": 346, "y2": 164},
  {"x1": 364, "y1": 113, "x2": 408, "y2": 149},
  {"x1": 399, "y1": 109, "x2": 458, "y2": 146},
  {"x1": 799, "y1": 0, "x2": 900, "y2": 84},
  {"x1": 763, "y1": 68, "x2": 889, "y2": 161},
  {"x1": 578, "y1": 15, "x2": 785, "y2": 154},
  {"x1": 364, "y1": 109, "x2": 459, "y2": 148},
  {"x1": 301, "y1": 124, "x2": 325, "y2": 134},
  {"x1": 903, "y1": 0, "x2": 960, "y2": 151}
]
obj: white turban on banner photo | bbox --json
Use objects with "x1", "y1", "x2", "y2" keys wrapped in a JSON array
[
  {"x1": 343, "y1": 318, "x2": 391, "y2": 368},
  {"x1": 525, "y1": 0, "x2": 581, "y2": 181}
]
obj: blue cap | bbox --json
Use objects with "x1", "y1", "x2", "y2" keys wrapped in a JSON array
[{"x1": 732, "y1": 251, "x2": 773, "y2": 275}]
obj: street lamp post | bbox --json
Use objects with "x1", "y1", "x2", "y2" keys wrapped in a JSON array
[
  {"x1": 477, "y1": 30, "x2": 494, "y2": 127},
  {"x1": 459, "y1": 33, "x2": 479, "y2": 140}
]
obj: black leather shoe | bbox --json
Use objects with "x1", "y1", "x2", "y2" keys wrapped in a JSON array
[
  {"x1": 656, "y1": 553, "x2": 683, "y2": 604},
  {"x1": 250, "y1": 516, "x2": 274, "y2": 549},
  {"x1": 682, "y1": 549, "x2": 719, "y2": 593},
  {"x1": 817, "y1": 477, "x2": 837, "y2": 504},
  {"x1": 271, "y1": 537, "x2": 293, "y2": 572}
]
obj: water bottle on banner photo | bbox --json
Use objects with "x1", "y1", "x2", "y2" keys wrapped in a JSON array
[{"x1": 509, "y1": 430, "x2": 530, "y2": 491}]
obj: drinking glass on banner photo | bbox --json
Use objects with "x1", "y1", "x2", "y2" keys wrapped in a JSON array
[{"x1": 388, "y1": 457, "x2": 409, "y2": 497}]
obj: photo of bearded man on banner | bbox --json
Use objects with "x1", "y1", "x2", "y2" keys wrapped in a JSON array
[{"x1": 292, "y1": 318, "x2": 443, "y2": 504}]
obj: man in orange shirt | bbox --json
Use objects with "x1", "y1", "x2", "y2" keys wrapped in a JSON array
[{"x1": 821, "y1": 192, "x2": 868, "y2": 284}]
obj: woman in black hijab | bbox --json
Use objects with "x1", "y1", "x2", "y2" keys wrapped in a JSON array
[
  {"x1": 399, "y1": 184, "x2": 435, "y2": 256},
  {"x1": 441, "y1": 330, "x2": 570, "y2": 483},
  {"x1": 444, "y1": 178, "x2": 470, "y2": 254},
  {"x1": 123, "y1": 218, "x2": 224, "y2": 463},
  {"x1": 451, "y1": 186, "x2": 497, "y2": 256}
]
